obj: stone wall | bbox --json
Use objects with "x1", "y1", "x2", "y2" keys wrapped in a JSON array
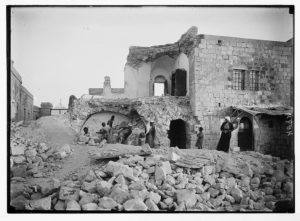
[
  {"x1": 71, "y1": 96, "x2": 198, "y2": 148},
  {"x1": 190, "y1": 35, "x2": 293, "y2": 149}
]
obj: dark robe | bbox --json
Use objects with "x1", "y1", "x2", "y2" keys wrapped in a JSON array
[
  {"x1": 146, "y1": 126, "x2": 156, "y2": 148},
  {"x1": 217, "y1": 121, "x2": 234, "y2": 152}
]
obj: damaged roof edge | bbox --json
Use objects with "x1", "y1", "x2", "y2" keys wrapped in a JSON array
[{"x1": 231, "y1": 105, "x2": 293, "y2": 116}]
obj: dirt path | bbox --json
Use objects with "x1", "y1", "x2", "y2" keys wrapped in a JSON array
[{"x1": 29, "y1": 116, "x2": 99, "y2": 183}]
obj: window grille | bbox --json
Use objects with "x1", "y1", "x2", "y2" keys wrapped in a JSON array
[
  {"x1": 249, "y1": 70, "x2": 259, "y2": 91},
  {"x1": 232, "y1": 69, "x2": 245, "y2": 90}
]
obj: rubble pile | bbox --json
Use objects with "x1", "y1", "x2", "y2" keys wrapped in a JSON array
[
  {"x1": 10, "y1": 147, "x2": 293, "y2": 212},
  {"x1": 10, "y1": 122, "x2": 73, "y2": 179},
  {"x1": 72, "y1": 96, "x2": 197, "y2": 147}
]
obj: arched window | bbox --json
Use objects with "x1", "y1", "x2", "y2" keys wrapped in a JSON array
[{"x1": 153, "y1": 75, "x2": 167, "y2": 96}]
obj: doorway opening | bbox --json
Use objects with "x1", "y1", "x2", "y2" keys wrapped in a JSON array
[
  {"x1": 153, "y1": 75, "x2": 167, "y2": 96},
  {"x1": 171, "y1": 69, "x2": 187, "y2": 96},
  {"x1": 168, "y1": 119, "x2": 187, "y2": 149},
  {"x1": 238, "y1": 117, "x2": 253, "y2": 151}
]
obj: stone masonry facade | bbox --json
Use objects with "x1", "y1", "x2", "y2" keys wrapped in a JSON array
[{"x1": 190, "y1": 34, "x2": 293, "y2": 149}]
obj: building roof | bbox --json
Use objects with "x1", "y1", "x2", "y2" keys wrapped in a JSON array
[
  {"x1": 232, "y1": 105, "x2": 293, "y2": 116},
  {"x1": 89, "y1": 88, "x2": 104, "y2": 95}
]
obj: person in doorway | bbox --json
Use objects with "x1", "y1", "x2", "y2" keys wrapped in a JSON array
[
  {"x1": 196, "y1": 127, "x2": 204, "y2": 149},
  {"x1": 217, "y1": 116, "x2": 234, "y2": 152},
  {"x1": 97, "y1": 122, "x2": 108, "y2": 141},
  {"x1": 146, "y1": 121, "x2": 156, "y2": 148},
  {"x1": 118, "y1": 123, "x2": 133, "y2": 144},
  {"x1": 107, "y1": 115, "x2": 115, "y2": 128},
  {"x1": 83, "y1": 127, "x2": 90, "y2": 136},
  {"x1": 106, "y1": 115, "x2": 115, "y2": 143}
]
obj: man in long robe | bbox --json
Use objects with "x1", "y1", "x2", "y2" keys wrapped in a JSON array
[{"x1": 217, "y1": 116, "x2": 234, "y2": 152}]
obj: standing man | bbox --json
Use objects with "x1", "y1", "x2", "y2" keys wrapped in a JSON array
[
  {"x1": 217, "y1": 116, "x2": 234, "y2": 152},
  {"x1": 146, "y1": 121, "x2": 156, "y2": 148},
  {"x1": 196, "y1": 127, "x2": 204, "y2": 149},
  {"x1": 107, "y1": 115, "x2": 115, "y2": 143}
]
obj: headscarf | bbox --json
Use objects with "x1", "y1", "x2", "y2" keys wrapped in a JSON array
[{"x1": 225, "y1": 116, "x2": 231, "y2": 122}]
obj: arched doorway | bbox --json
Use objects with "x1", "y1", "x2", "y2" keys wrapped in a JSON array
[
  {"x1": 238, "y1": 117, "x2": 253, "y2": 151},
  {"x1": 153, "y1": 75, "x2": 168, "y2": 96},
  {"x1": 171, "y1": 69, "x2": 187, "y2": 96},
  {"x1": 168, "y1": 119, "x2": 187, "y2": 149}
]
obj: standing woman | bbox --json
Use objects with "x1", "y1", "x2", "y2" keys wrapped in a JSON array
[
  {"x1": 217, "y1": 116, "x2": 234, "y2": 152},
  {"x1": 196, "y1": 127, "x2": 204, "y2": 149}
]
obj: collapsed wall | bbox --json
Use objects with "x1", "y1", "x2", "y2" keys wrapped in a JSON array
[{"x1": 71, "y1": 95, "x2": 198, "y2": 148}]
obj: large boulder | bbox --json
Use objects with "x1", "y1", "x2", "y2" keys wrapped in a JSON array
[
  {"x1": 98, "y1": 197, "x2": 118, "y2": 210},
  {"x1": 176, "y1": 189, "x2": 197, "y2": 208},
  {"x1": 11, "y1": 145, "x2": 25, "y2": 155},
  {"x1": 25, "y1": 196, "x2": 52, "y2": 210},
  {"x1": 66, "y1": 200, "x2": 81, "y2": 211},
  {"x1": 105, "y1": 161, "x2": 137, "y2": 181},
  {"x1": 59, "y1": 186, "x2": 80, "y2": 201},
  {"x1": 40, "y1": 178, "x2": 60, "y2": 196},
  {"x1": 123, "y1": 199, "x2": 148, "y2": 211}
]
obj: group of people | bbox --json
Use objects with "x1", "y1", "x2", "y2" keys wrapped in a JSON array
[
  {"x1": 82, "y1": 115, "x2": 158, "y2": 148},
  {"x1": 195, "y1": 116, "x2": 235, "y2": 152}
]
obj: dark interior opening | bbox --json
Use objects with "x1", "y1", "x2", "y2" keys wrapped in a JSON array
[
  {"x1": 171, "y1": 69, "x2": 187, "y2": 96},
  {"x1": 238, "y1": 117, "x2": 253, "y2": 151},
  {"x1": 168, "y1": 119, "x2": 187, "y2": 149}
]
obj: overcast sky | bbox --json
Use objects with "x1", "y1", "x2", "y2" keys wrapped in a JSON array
[{"x1": 11, "y1": 7, "x2": 293, "y2": 107}]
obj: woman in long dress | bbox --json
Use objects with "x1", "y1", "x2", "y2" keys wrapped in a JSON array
[{"x1": 217, "y1": 116, "x2": 234, "y2": 152}]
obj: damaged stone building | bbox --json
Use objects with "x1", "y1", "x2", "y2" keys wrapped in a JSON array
[
  {"x1": 10, "y1": 60, "x2": 34, "y2": 122},
  {"x1": 78, "y1": 26, "x2": 293, "y2": 157}
]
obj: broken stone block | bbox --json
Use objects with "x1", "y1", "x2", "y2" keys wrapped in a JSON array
[
  {"x1": 59, "y1": 186, "x2": 80, "y2": 201},
  {"x1": 54, "y1": 200, "x2": 66, "y2": 210},
  {"x1": 11, "y1": 156, "x2": 26, "y2": 164},
  {"x1": 128, "y1": 181, "x2": 146, "y2": 191},
  {"x1": 54, "y1": 151, "x2": 67, "y2": 159},
  {"x1": 272, "y1": 170, "x2": 287, "y2": 182},
  {"x1": 130, "y1": 189, "x2": 149, "y2": 201},
  {"x1": 230, "y1": 187, "x2": 243, "y2": 203},
  {"x1": 201, "y1": 165, "x2": 215, "y2": 176},
  {"x1": 264, "y1": 187, "x2": 273, "y2": 195},
  {"x1": 82, "y1": 202, "x2": 98, "y2": 210},
  {"x1": 176, "y1": 189, "x2": 197, "y2": 208},
  {"x1": 66, "y1": 200, "x2": 81, "y2": 211},
  {"x1": 163, "y1": 197, "x2": 173, "y2": 206},
  {"x1": 96, "y1": 180, "x2": 112, "y2": 197},
  {"x1": 79, "y1": 193, "x2": 99, "y2": 206},
  {"x1": 203, "y1": 175, "x2": 215, "y2": 186},
  {"x1": 11, "y1": 145, "x2": 25, "y2": 155},
  {"x1": 84, "y1": 170, "x2": 97, "y2": 182},
  {"x1": 200, "y1": 192, "x2": 210, "y2": 201},
  {"x1": 40, "y1": 178, "x2": 60, "y2": 196},
  {"x1": 10, "y1": 194, "x2": 28, "y2": 210},
  {"x1": 250, "y1": 177, "x2": 260, "y2": 188},
  {"x1": 208, "y1": 187, "x2": 220, "y2": 198},
  {"x1": 283, "y1": 182, "x2": 293, "y2": 194},
  {"x1": 148, "y1": 191, "x2": 161, "y2": 204},
  {"x1": 25, "y1": 149, "x2": 37, "y2": 158},
  {"x1": 115, "y1": 174, "x2": 128, "y2": 186},
  {"x1": 11, "y1": 165, "x2": 27, "y2": 178},
  {"x1": 158, "y1": 161, "x2": 172, "y2": 174},
  {"x1": 225, "y1": 194, "x2": 235, "y2": 204},
  {"x1": 209, "y1": 195, "x2": 223, "y2": 207},
  {"x1": 123, "y1": 199, "x2": 147, "y2": 211},
  {"x1": 155, "y1": 167, "x2": 166, "y2": 186},
  {"x1": 109, "y1": 186, "x2": 130, "y2": 204},
  {"x1": 25, "y1": 196, "x2": 52, "y2": 210},
  {"x1": 145, "y1": 199, "x2": 159, "y2": 211},
  {"x1": 98, "y1": 197, "x2": 118, "y2": 210},
  {"x1": 105, "y1": 161, "x2": 137, "y2": 181}
]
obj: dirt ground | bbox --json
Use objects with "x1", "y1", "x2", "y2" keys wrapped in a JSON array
[{"x1": 26, "y1": 116, "x2": 100, "y2": 184}]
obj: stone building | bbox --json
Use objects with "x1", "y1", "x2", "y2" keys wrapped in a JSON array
[
  {"x1": 77, "y1": 26, "x2": 293, "y2": 157},
  {"x1": 10, "y1": 61, "x2": 34, "y2": 122}
]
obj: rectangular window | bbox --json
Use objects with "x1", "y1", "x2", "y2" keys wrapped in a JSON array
[
  {"x1": 249, "y1": 70, "x2": 259, "y2": 91},
  {"x1": 232, "y1": 69, "x2": 245, "y2": 90}
]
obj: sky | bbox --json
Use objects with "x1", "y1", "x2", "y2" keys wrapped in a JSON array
[{"x1": 11, "y1": 6, "x2": 293, "y2": 107}]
